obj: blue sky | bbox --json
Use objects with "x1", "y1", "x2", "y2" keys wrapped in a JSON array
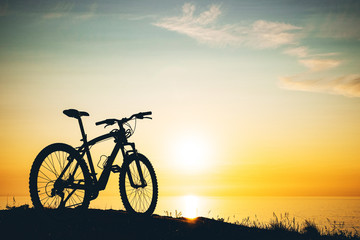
[{"x1": 1, "y1": 0, "x2": 359, "y2": 98}]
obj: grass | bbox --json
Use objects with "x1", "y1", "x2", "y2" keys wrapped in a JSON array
[
  {"x1": 229, "y1": 212, "x2": 360, "y2": 240},
  {"x1": 4, "y1": 196, "x2": 27, "y2": 210},
  {"x1": 2, "y1": 198, "x2": 359, "y2": 240},
  {"x1": 160, "y1": 210, "x2": 360, "y2": 240},
  {"x1": 164, "y1": 210, "x2": 183, "y2": 218}
]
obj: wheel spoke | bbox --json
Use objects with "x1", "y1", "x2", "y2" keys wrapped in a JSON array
[
  {"x1": 37, "y1": 171, "x2": 52, "y2": 182},
  {"x1": 47, "y1": 154, "x2": 59, "y2": 178},
  {"x1": 43, "y1": 159, "x2": 57, "y2": 177}
]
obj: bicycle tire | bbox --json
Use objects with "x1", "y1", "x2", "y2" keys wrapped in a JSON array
[
  {"x1": 29, "y1": 143, "x2": 91, "y2": 210},
  {"x1": 119, "y1": 153, "x2": 158, "y2": 215}
]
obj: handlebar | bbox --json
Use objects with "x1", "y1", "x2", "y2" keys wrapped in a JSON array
[
  {"x1": 95, "y1": 119, "x2": 116, "y2": 126},
  {"x1": 133, "y1": 111, "x2": 152, "y2": 119},
  {"x1": 95, "y1": 111, "x2": 152, "y2": 127}
]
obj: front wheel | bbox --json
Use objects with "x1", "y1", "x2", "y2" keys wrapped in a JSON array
[{"x1": 119, "y1": 153, "x2": 158, "y2": 215}]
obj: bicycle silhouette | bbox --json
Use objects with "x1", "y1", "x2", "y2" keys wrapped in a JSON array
[{"x1": 29, "y1": 109, "x2": 158, "y2": 215}]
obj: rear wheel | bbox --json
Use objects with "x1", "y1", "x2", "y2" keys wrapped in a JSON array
[
  {"x1": 29, "y1": 143, "x2": 91, "y2": 210},
  {"x1": 119, "y1": 154, "x2": 158, "y2": 215}
]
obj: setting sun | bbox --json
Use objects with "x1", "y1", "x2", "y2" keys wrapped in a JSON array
[{"x1": 171, "y1": 134, "x2": 213, "y2": 174}]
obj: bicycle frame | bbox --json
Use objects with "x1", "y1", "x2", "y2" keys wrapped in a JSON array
[{"x1": 58, "y1": 116, "x2": 146, "y2": 197}]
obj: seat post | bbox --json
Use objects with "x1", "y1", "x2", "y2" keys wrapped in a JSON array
[
  {"x1": 77, "y1": 116, "x2": 97, "y2": 179},
  {"x1": 77, "y1": 117, "x2": 87, "y2": 143}
]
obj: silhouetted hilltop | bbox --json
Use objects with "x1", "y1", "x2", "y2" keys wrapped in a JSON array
[{"x1": 0, "y1": 206, "x2": 358, "y2": 240}]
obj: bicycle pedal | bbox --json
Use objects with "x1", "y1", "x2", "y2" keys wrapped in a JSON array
[{"x1": 111, "y1": 165, "x2": 121, "y2": 173}]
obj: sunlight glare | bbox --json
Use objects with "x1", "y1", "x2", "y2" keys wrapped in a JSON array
[
  {"x1": 183, "y1": 195, "x2": 199, "y2": 219},
  {"x1": 172, "y1": 134, "x2": 211, "y2": 173}
]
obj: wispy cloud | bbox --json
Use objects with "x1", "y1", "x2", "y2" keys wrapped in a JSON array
[
  {"x1": 155, "y1": 3, "x2": 359, "y2": 98},
  {"x1": 283, "y1": 46, "x2": 340, "y2": 59},
  {"x1": 283, "y1": 46, "x2": 309, "y2": 58},
  {"x1": 311, "y1": 52, "x2": 340, "y2": 57},
  {"x1": 43, "y1": 2, "x2": 98, "y2": 20},
  {"x1": 299, "y1": 59, "x2": 341, "y2": 72},
  {"x1": 153, "y1": 3, "x2": 301, "y2": 48},
  {"x1": 153, "y1": 3, "x2": 241, "y2": 47},
  {"x1": 279, "y1": 74, "x2": 360, "y2": 98},
  {"x1": 279, "y1": 54, "x2": 351, "y2": 96},
  {"x1": 247, "y1": 20, "x2": 301, "y2": 48},
  {"x1": 125, "y1": 14, "x2": 157, "y2": 21},
  {"x1": 43, "y1": 1, "x2": 75, "y2": 19}
]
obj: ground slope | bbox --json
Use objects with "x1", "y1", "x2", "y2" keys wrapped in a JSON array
[{"x1": 0, "y1": 207, "x2": 352, "y2": 240}]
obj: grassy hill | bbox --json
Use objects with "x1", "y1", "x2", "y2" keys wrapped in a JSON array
[{"x1": 0, "y1": 205, "x2": 358, "y2": 240}]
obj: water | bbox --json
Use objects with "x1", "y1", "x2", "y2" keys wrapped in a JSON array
[
  {"x1": 2, "y1": 195, "x2": 359, "y2": 233},
  {"x1": 156, "y1": 196, "x2": 360, "y2": 233}
]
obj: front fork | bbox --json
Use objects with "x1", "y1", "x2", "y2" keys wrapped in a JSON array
[{"x1": 124, "y1": 143, "x2": 147, "y2": 188}]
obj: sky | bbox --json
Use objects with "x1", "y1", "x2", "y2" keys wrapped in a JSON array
[{"x1": 0, "y1": 0, "x2": 359, "y2": 198}]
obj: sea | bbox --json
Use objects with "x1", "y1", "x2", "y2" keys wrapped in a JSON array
[{"x1": 1, "y1": 195, "x2": 359, "y2": 233}]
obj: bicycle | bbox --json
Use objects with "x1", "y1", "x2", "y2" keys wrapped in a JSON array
[{"x1": 29, "y1": 109, "x2": 158, "y2": 215}]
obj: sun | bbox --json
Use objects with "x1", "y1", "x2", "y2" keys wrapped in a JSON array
[{"x1": 172, "y1": 134, "x2": 211, "y2": 173}]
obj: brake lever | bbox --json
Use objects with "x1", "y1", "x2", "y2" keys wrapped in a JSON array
[
  {"x1": 104, "y1": 124, "x2": 110, "y2": 128},
  {"x1": 143, "y1": 117, "x2": 152, "y2": 120}
]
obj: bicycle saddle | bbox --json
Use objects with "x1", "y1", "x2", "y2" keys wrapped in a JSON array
[{"x1": 63, "y1": 109, "x2": 89, "y2": 119}]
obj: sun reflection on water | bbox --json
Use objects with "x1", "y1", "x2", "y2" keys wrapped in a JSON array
[{"x1": 183, "y1": 195, "x2": 199, "y2": 219}]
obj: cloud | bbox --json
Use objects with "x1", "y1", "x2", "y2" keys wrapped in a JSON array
[
  {"x1": 283, "y1": 46, "x2": 309, "y2": 58},
  {"x1": 43, "y1": 1, "x2": 75, "y2": 19},
  {"x1": 311, "y1": 52, "x2": 340, "y2": 57},
  {"x1": 299, "y1": 59, "x2": 341, "y2": 72},
  {"x1": 247, "y1": 20, "x2": 301, "y2": 48},
  {"x1": 279, "y1": 74, "x2": 360, "y2": 97},
  {"x1": 153, "y1": 3, "x2": 301, "y2": 48},
  {"x1": 283, "y1": 46, "x2": 341, "y2": 59},
  {"x1": 153, "y1": 4, "x2": 241, "y2": 47},
  {"x1": 35, "y1": 1, "x2": 97, "y2": 20},
  {"x1": 125, "y1": 14, "x2": 157, "y2": 21},
  {"x1": 280, "y1": 47, "x2": 353, "y2": 98},
  {"x1": 155, "y1": 3, "x2": 358, "y2": 98},
  {"x1": 192, "y1": 3, "x2": 221, "y2": 25}
]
